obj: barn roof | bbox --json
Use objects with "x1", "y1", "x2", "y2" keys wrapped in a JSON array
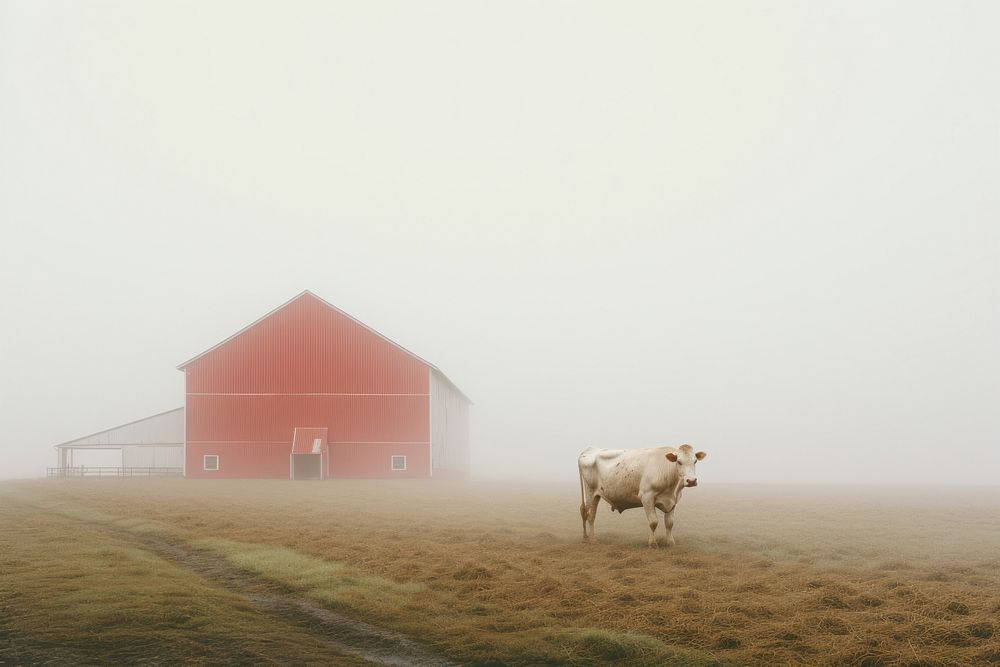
[
  {"x1": 54, "y1": 407, "x2": 184, "y2": 449},
  {"x1": 176, "y1": 290, "x2": 471, "y2": 403}
]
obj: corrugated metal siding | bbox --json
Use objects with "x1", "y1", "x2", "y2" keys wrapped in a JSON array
[
  {"x1": 327, "y1": 443, "x2": 429, "y2": 478},
  {"x1": 185, "y1": 294, "x2": 428, "y2": 394},
  {"x1": 186, "y1": 443, "x2": 293, "y2": 479},
  {"x1": 59, "y1": 408, "x2": 184, "y2": 447},
  {"x1": 186, "y1": 441, "x2": 429, "y2": 479},
  {"x1": 430, "y1": 369, "x2": 471, "y2": 475},
  {"x1": 186, "y1": 394, "x2": 428, "y2": 443},
  {"x1": 184, "y1": 293, "x2": 431, "y2": 478},
  {"x1": 122, "y1": 446, "x2": 184, "y2": 468}
]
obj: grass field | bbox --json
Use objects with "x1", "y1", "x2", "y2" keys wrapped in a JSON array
[{"x1": 1, "y1": 479, "x2": 998, "y2": 666}]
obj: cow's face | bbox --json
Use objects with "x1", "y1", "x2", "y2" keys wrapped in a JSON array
[{"x1": 665, "y1": 445, "x2": 706, "y2": 487}]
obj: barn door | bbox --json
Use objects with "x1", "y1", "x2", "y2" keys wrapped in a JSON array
[
  {"x1": 290, "y1": 427, "x2": 328, "y2": 480},
  {"x1": 290, "y1": 453, "x2": 322, "y2": 480}
]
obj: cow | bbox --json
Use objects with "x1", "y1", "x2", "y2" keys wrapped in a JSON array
[{"x1": 578, "y1": 444, "x2": 707, "y2": 547}]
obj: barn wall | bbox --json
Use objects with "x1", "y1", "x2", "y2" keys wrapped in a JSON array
[
  {"x1": 186, "y1": 394, "x2": 428, "y2": 443},
  {"x1": 184, "y1": 294, "x2": 431, "y2": 479},
  {"x1": 184, "y1": 294, "x2": 428, "y2": 395},
  {"x1": 430, "y1": 370, "x2": 470, "y2": 476},
  {"x1": 186, "y1": 442, "x2": 293, "y2": 479},
  {"x1": 327, "y1": 442, "x2": 429, "y2": 478}
]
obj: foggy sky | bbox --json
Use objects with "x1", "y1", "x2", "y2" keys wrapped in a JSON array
[{"x1": 1, "y1": 1, "x2": 997, "y2": 484}]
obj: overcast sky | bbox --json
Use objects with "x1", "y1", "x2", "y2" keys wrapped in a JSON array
[{"x1": 1, "y1": 1, "x2": 997, "y2": 484}]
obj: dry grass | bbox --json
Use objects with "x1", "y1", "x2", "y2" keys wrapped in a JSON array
[
  {"x1": 0, "y1": 491, "x2": 369, "y2": 665},
  {"x1": 2, "y1": 479, "x2": 999, "y2": 665}
]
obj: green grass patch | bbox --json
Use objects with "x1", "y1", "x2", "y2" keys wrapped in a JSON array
[
  {"x1": 191, "y1": 536, "x2": 427, "y2": 609},
  {"x1": 9, "y1": 479, "x2": 997, "y2": 666},
  {"x1": 46, "y1": 503, "x2": 177, "y2": 537},
  {"x1": 564, "y1": 629, "x2": 719, "y2": 666},
  {"x1": 0, "y1": 498, "x2": 367, "y2": 665}
]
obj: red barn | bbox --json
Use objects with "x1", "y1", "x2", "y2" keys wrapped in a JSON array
[{"x1": 178, "y1": 291, "x2": 470, "y2": 479}]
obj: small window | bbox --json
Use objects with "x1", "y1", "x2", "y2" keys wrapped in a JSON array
[
  {"x1": 391, "y1": 455, "x2": 406, "y2": 471},
  {"x1": 203, "y1": 455, "x2": 219, "y2": 471},
  {"x1": 312, "y1": 438, "x2": 322, "y2": 453}
]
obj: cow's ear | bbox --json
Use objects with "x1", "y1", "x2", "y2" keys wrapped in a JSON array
[
  {"x1": 695, "y1": 451, "x2": 707, "y2": 461},
  {"x1": 666, "y1": 452, "x2": 678, "y2": 462}
]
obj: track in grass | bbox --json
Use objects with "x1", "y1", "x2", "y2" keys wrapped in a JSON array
[
  {"x1": 95, "y1": 524, "x2": 457, "y2": 667},
  {"x1": 8, "y1": 479, "x2": 999, "y2": 665}
]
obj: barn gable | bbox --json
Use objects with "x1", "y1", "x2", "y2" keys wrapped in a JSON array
[
  {"x1": 179, "y1": 292, "x2": 427, "y2": 394},
  {"x1": 178, "y1": 290, "x2": 470, "y2": 401},
  {"x1": 179, "y1": 291, "x2": 469, "y2": 479}
]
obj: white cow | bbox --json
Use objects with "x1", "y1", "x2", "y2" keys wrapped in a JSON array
[{"x1": 578, "y1": 444, "x2": 707, "y2": 547}]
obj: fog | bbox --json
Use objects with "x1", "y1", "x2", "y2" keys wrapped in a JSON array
[{"x1": 1, "y1": 1, "x2": 997, "y2": 484}]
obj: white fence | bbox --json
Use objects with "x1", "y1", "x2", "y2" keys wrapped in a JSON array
[{"x1": 46, "y1": 466, "x2": 183, "y2": 478}]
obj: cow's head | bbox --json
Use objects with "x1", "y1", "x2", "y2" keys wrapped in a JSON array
[{"x1": 665, "y1": 444, "x2": 706, "y2": 487}]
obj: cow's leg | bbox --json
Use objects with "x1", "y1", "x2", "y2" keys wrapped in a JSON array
[
  {"x1": 662, "y1": 508, "x2": 676, "y2": 547},
  {"x1": 585, "y1": 494, "x2": 601, "y2": 541},
  {"x1": 641, "y1": 496, "x2": 659, "y2": 548}
]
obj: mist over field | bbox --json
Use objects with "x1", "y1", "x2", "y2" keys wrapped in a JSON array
[
  {"x1": 3, "y1": 479, "x2": 1000, "y2": 665},
  {"x1": 1, "y1": 1, "x2": 998, "y2": 486},
  {"x1": 2, "y1": 5, "x2": 999, "y2": 666}
]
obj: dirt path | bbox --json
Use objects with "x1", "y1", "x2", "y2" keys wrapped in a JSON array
[{"x1": 115, "y1": 528, "x2": 459, "y2": 667}]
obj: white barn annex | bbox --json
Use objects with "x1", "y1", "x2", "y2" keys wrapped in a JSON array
[{"x1": 50, "y1": 408, "x2": 184, "y2": 477}]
